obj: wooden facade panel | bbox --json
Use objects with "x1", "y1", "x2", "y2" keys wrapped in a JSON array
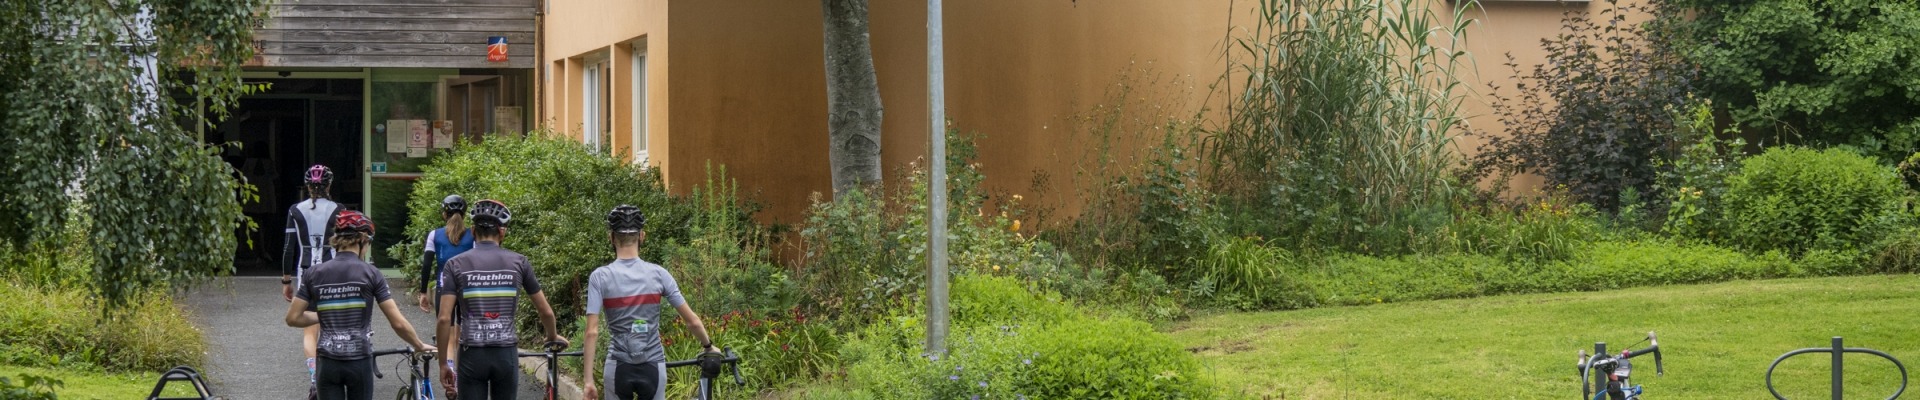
[
  {"x1": 254, "y1": 54, "x2": 533, "y2": 69},
  {"x1": 253, "y1": 0, "x2": 535, "y2": 69},
  {"x1": 268, "y1": 5, "x2": 536, "y2": 20},
  {"x1": 253, "y1": 30, "x2": 533, "y2": 44},
  {"x1": 258, "y1": 41, "x2": 532, "y2": 57},
  {"x1": 273, "y1": 0, "x2": 536, "y2": 6},
  {"x1": 264, "y1": 17, "x2": 534, "y2": 33}
]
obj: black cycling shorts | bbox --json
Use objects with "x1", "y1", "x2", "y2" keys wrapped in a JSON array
[
  {"x1": 601, "y1": 359, "x2": 665, "y2": 400},
  {"x1": 458, "y1": 346, "x2": 519, "y2": 400},
  {"x1": 315, "y1": 356, "x2": 374, "y2": 400}
]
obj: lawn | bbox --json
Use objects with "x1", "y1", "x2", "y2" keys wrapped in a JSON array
[
  {"x1": 1168, "y1": 275, "x2": 1920, "y2": 399},
  {"x1": 0, "y1": 365, "x2": 201, "y2": 399}
]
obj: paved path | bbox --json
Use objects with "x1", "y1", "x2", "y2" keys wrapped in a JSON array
[{"x1": 183, "y1": 276, "x2": 548, "y2": 399}]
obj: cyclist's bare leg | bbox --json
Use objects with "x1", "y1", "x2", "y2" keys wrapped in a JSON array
[{"x1": 304, "y1": 325, "x2": 320, "y2": 357}]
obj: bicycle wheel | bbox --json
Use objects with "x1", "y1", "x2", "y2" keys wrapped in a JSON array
[{"x1": 393, "y1": 383, "x2": 413, "y2": 400}]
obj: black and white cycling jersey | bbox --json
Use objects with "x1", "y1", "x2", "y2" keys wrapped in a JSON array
[{"x1": 283, "y1": 198, "x2": 341, "y2": 279}]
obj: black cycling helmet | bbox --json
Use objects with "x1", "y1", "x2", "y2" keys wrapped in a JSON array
[
  {"x1": 607, "y1": 204, "x2": 646, "y2": 234},
  {"x1": 470, "y1": 199, "x2": 511, "y2": 229},
  {"x1": 441, "y1": 195, "x2": 468, "y2": 215}
]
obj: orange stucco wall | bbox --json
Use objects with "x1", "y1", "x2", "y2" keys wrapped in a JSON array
[
  {"x1": 541, "y1": 0, "x2": 671, "y2": 172},
  {"x1": 544, "y1": 0, "x2": 1644, "y2": 224}
]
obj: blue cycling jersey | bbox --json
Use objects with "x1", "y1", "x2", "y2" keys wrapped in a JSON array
[{"x1": 415, "y1": 227, "x2": 475, "y2": 293}]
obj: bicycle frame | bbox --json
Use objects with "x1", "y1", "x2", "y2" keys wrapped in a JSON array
[
  {"x1": 663, "y1": 348, "x2": 743, "y2": 400},
  {"x1": 517, "y1": 342, "x2": 585, "y2": 400},
  {"x1": 370, "y1": 348, "x2": 433, "y2": 400}
]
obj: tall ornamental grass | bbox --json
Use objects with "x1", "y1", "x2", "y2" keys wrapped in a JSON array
[{"x1": 1205, "y1": 0, "x2": 1478, "y2": 255}]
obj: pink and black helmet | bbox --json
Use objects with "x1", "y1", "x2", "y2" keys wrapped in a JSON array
[{"x1": 304, "y1": 165, "x2": 334, "y2": 186}]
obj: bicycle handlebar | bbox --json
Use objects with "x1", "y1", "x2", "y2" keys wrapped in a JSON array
[
  {"x1": 368, "y1": 347, "x2": 434, "y2": 380},
  {"x1": 517, "y1": 340, "x2": 586, "y2": 358},
  {"x1": 665, "y1": 348, "x2": 744, "y2": 386}
]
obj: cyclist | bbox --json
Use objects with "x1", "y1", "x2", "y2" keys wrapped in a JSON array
[
  {"x1": 436, "y1": 199, "x2": 567, "y2": 399},
  {"x1": 581, "y1": 205, "x2": 720, "y2": 400},
  {"x1": 284, "y1": 164, "x2": 342, "y2": 392},
  {"x1": 416, "y1": 194, "x2": 475, "y2": 313},
  {"x1": 285, "y1": 210, "x2": 438, "y2": 400}
]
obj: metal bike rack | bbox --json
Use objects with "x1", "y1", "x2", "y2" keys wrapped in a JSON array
[
  {"x1": 147, "y1": 365, "x2": 218, "y2": 400},
  {"x1": 1766, "y1": 337, "x2": 1909, "y2": 400}
]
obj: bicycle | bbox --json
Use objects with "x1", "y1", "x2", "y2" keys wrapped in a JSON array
[
  {"x1": 370, "y1": 347, "x2": 437, "y2": 400},
  {"x1": 1574, "y1": 331, "x2": 1666, "y2": 400},
  {"x1": 663, "y1": 348, "x2": 743, "y2": 400},
  {"x1": 517, "y1": 340, "x2": 585, "y2": 400}
]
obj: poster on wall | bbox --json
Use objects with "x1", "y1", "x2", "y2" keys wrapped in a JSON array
[
  {"x1": 432, "y1": 120, "x2": 453, "y2": 149},
  {"x1": 493, "y1": 106, "x2": 522, "y2": 135},
  {"x1": 408, "y1": 120, "x2": 430, "y2": 149},
  {"x1": 384, "y1": 120, "x2": 408, "y2": 153}
]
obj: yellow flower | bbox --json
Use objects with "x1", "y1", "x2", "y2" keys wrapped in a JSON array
[
  {"x1": 992, "y1": 265, "x2": 1001, "y2": 272},
  {"x1": 1010, "y1": 219, "x2": 1023, "y2": 232}
]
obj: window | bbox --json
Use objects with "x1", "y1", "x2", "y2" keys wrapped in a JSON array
[
  {"x1": 580, "y1": 57, "x2": 611, "y2": 151},
  {"x1": 581, "y1": 63, "x2": 599, "y2": 149},
  {"x1": 630, "y1": 44, "x2": 648, "y2": 165}
]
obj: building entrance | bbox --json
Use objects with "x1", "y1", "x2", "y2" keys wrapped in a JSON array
[{"x1": 206, "y1": 78, "x2": 363, "y2": 275}]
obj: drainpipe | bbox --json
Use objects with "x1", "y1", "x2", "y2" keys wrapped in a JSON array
[{"x1": 535, "y1": 0, "x2": 547, "y2": 129}]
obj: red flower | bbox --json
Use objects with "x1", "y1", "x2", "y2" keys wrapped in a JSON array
[{"x1": 664, "y1": 337, "x2": 674, "y2": 346}]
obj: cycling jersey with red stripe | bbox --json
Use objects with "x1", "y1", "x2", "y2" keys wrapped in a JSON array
[
  {"x1": 585, "y1": 258, "x2": 685, "y2": 364},
  {"x1": 438, "y1": 241, "x2": 542, "y2": 348}
]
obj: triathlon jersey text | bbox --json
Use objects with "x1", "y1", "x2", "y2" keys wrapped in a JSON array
[
  {"x1": 439, "y1": 241, "x2": 541, "y2": 348},
  {"x1": 297, "y1": 253, "x2": 391, "y2": 360}
]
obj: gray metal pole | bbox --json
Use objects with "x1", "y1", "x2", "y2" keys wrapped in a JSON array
[
  {"x1": 1833, "y1": 337, "x2": 1843, "y2": 400},
  {"x1": 925, "y1": 0, "x2": 950, "y2": 356}
]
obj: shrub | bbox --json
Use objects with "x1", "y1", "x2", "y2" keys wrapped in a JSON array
[
  {"x1": 1430, "y1": 192, "x2": 1605, "y2": 263},
  {"x1": 655, "y1": 307, "x2": 839, "y2": 397},
  {"x1": 1187, "y1": 236, "x2": 1315, "y2": 310},
  {"x1": 837, "y1": 275, "x2": 1214, "y2": 399},
  {"x1": 798, "y1": 131, "x2": 1077, "y2": 328},
  {"x1": 391, "y1": 133, "x2": 781, "y2": 339},
  {"x1": 1868, "y1": 228, "x2": 1920, "y2": 274},
  {"x1": 1723, "y1": 146, "x2": 1906, "y2": 255},
  {"x1": 1659, "y1": 99, "x2": 1747, "y2": 243},
  {"x1": 0, "y1": 281, "x2": 205, "y2": 372},
  {"x1": 0, "y1": 375, "x2": 59, "y2": 400},
  {"x1": 1471, "y1": 0, "x2": 1696, "y2": 212},
  {"x1": 1019, "y1": 318, "x2": 1210, "y2": 399}
]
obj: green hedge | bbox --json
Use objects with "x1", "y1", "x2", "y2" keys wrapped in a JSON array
[
  {"x1": 1724, "y1": 146, "x2": 1906, "y2": 255},
  {"x1": 1291, "y1": 240, "x2": 1864, "y2": 307},
  {"x1": 835, "y1": 275, "x2": 1214, "y2": 399}
]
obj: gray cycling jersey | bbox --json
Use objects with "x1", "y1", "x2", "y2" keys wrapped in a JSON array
[
  {"x1": 585, "y1": 258, "x2": 685, "y2": 364},
  {"x1": 297, "y1": 252, "x2": 392, "y2": 361}
]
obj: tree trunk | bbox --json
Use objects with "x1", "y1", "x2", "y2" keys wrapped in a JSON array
[{"x1": 823, "y1": 0, "x2": 884, "y2": 197}]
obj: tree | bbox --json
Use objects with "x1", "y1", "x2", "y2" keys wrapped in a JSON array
[
  {"x1": 0, "y1": 0, "x2": 264, "y2": 309},
  {"x1": 822, "y1": 0, "x2": 885, "y2": 196},
  {"x1": 1667, "y1": 0, "x2": 1920, "y2": 159}
]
